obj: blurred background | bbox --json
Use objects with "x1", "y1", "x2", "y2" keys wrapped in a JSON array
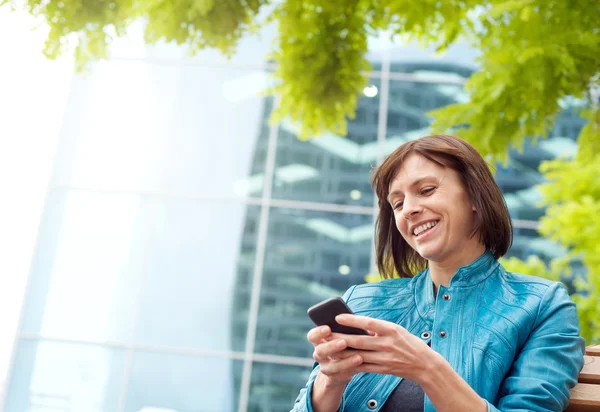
[{"x1": 0, "y1": 3, "x2": 590, "y2": 412}]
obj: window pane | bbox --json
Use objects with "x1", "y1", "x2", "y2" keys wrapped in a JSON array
[
  {"x1": 134, "y1": 200, "x2": 259, "y2": 352},
  {"x1": 271, "y1": 78, "x2": 381, "y2": 206},
  {"x1": 497, "y1": 156, "x2": 546, "y2": 222},
  {"x1": 255, "y1": 207, "x2": 374, "y2": 358},
  {"x1": 4, "y1": 340, "x2": 126, "y2": 412},
  {"x1": 499, "y1": 134, "x2": 583, "y2": 223},
  {"x1": 388, "y1": 43, "x2": 479, "y2": 71},
  {"x1": 384, "y1": 78, "x2": 469, "y2": 156},
  {"x1": 248, "y1": 362, "x2": 313, "y2": 412},
  {"x1": 507, "y1": 227, "x2": 566, "y2": 262},
  {"x1": 21, "y1": 191, "x2": 258, "y2": 352},
  {"x1": 20, "y1": 190, "x2": 145, "y2": 342},
  {"x1": 53, "y1": 62, "x2": 274, "y2": 199},
  {"x1": 124, "y1": 351, "x2": 242, "y2": 412}
]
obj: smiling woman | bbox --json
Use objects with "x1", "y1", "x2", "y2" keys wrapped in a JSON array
[
  {"x1": 374, "y1": 134, "x2": 512, "y2": 283},
  {"x1": 291, "y1": 135, "x2": 585, "y2": 412}
]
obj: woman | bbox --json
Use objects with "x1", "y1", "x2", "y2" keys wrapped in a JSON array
[{"x1": 291, "y1": 135, "x2": 585, "y2": 412}]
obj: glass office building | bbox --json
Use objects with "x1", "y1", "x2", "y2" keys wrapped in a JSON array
[{"x1": 2, "y1": 25, "x2": 585, "y2": 412}]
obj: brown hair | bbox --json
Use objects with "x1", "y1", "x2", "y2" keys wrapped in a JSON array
[{"x1": 371, "y1": 134, "x2": 512, "y2": 278}]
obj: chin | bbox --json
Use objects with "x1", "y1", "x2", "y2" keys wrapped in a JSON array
[{"x1": 414, "y1": 244, "x2": 442, "y2": 261}]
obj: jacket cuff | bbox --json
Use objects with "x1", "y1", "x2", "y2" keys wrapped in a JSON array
[
  {"x1": 305, "y1": 380, "x2": 346, "y2": 412},
  {"x1": 305, "y1": 380, "x2": 316, "y2": 412},
  {"x1": 485, "y1": 399, "x2": 499, "y2": 412}
]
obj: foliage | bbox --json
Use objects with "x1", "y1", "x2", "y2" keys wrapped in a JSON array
[
  {"x1": 429, "y1": 1, "x2": 600, "y2": 161},
  {"x1": 4, "y1": 0, "x2": 600, "y2": 342},
  {"x1": 1, "y1": 0, "x2": 269, "y2": 69},
  {"x1": 269, "y1": 1, "x2": 371, "y2": 138}
]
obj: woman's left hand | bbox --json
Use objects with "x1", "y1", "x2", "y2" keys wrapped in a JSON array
[{"x1": 335, "y1": 314, "x2": 440, "y2": 383}]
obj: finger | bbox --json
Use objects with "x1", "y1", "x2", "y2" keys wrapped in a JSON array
[
  {"x1": 353, "y1": 363, "x2": 387, "y2": 375},
  {"x1": 329, "y1": 332, "x2": 382, "y2": 351},
  {"x1": 329, "y1": 332, "x2": 354, "y2": 341},
  {"x1": 329, "y1": 332, "x2": 373, "y2": 341},
  {"x1": 320, "y1": 354, "x2": 363, "y2": 375},
  {"x1": 352, "y1": 350, "x2": 387, "y2": 364},
  {"x1": 340, "y1": 334, "x2": 382, "y2": 351},
  {"x1": 313, "y1": 339, "x2": 348, "y2": 362},
  {"x1": 329, "y1": 349, "x2": 359, "y2": 361},
  {"x1": 336, "y1": 315, "x2": 401, "y2": 336},
  {"x1": 307, "y1": 326, "x2": 331, "y2": 345}
]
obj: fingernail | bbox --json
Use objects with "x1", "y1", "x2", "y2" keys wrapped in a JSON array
[
  {"x1": 336, "y1": 340, "x2": 345, "y2": 349},
  {"x1": 336, "y1": 314, "x2": 347, "y2": 321},
  {"x1": 320, "y1": 326, "x2": 329, "y2": 334}
]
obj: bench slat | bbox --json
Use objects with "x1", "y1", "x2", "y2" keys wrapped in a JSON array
[
  {"x1": 579, "y1": 356, "x2": 600, "y2": 385},
  {"x1": 586, "y1": 345, "x2": 600, "y2": 357},
  {"x1": 567, "y1": 383, "x2": 600, "y2": 412},
  {"x1": 566, "y1": 347, "x2": 600, "y2": 411}
]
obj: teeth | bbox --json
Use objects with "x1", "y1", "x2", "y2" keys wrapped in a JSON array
[{"x1": 413, "y1": 221, "x2": 438, "y2": 236}]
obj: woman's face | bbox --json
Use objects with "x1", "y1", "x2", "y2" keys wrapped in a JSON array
[{"x1": 387, "y1": 153, "x2": 480, "y2": 264}]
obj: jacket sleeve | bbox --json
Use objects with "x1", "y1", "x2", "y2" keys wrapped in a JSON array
[
  {"x1": 289, "y1": 286, "x2": 358, "y2": 412},
  {"x1": 486, "y1": 282, "x2": 586, "y2": 412}
]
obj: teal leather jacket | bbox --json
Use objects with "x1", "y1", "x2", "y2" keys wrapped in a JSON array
[{"x1": 291, "y1": 251, "x2": 585, "y2": 412}]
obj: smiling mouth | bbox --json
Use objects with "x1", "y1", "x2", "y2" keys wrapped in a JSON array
[{"x1": 413, "y1": 220, "x2": 439, "y2": 237}]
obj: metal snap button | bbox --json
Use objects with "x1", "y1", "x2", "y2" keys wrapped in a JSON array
[
  {"x1": 439, "y1": 330, "x2": 447, "y2": 338},
  {"x1": 421, "y1": 331, "x2": 431, "y2": 339},
  {"x1": 367, "y1": 399, "x2": 378, "y2": 409},
  {"x1": 442, "y1": 293, "x2": 451, "y2": 301}
]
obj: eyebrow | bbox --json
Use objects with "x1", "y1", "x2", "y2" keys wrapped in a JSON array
[{"x1": 387, "y1": 176, "x2": 437, "y2": 202}]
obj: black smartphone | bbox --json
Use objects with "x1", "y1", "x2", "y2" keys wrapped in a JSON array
[{"x1": 307, "y1": 297, "x2": 369, "y2": 335}]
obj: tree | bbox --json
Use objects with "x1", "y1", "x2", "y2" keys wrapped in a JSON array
[{"x1": 4, "y1": 0, "x2": 599, "y2": 342}]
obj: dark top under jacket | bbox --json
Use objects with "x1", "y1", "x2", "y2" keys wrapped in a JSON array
[{"x1": 379, "y1": 377, "x2": 424, "y2": 412}]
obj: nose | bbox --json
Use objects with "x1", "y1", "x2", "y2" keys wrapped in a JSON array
[{"x1": 402, "y1": 196, "x2": 423, "y2": 220}]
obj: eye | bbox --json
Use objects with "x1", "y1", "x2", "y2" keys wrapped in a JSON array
[
  {"x1": 392, "y1": 200, "x2": 404, "y2": 210},
  {"x1": 421, "y1": 187, "x2": 436, "y2": 195}
]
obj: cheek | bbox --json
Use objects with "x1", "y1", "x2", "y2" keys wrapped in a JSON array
[
  {"x1": 454, "y1": 202, "x2": 477, "y2": 231},
  {"x1": 394, "y1": 212, "x2": 409, "y2": 236}
]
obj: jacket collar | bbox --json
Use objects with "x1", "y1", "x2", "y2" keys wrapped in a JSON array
[{"x1": 413, "y1": 250, "x2": 499, "y2": 318}]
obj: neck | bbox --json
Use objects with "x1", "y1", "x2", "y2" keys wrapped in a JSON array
[{"x1": 429, "y1": 243, "x2": 487, "y2": 295}]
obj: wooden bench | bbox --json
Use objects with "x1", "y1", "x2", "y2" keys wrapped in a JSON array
[{"x1": 567, "y1": 345, "x2": 600, "y2": 411}]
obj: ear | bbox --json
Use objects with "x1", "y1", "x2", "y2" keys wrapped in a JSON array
[{"x1": 472, "y1": 204, "x2": 477, "y2": 212}]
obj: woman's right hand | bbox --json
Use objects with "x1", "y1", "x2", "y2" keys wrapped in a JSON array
[{"x1": 307, "y1": 325, "x2": 364, "y2": 386}]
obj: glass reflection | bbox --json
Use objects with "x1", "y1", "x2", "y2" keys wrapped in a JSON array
[
  {"x1": 4, "y1": 340, "x2": 126, "y2": 412},
  {"x1": 124, "y1": 352, "x2": 241, "y2": 412},
  {"x1": 20, "y1": 188, "x2": 258, "y2": 352},
  {"x1": 256, "y1": 207, "x2": 374, "y2": 358},
  {"x1": 496, "y1": 115, "x2": 584, "y2": 224},
  {"x1": 271, "y1": 78, "x2": 381, "y2": 206},
  {"x1": 53, "y1": 62, "x2": 274, "y2": 199},
  {"x1": 20, "y1": 190, "x2": 144, "y2": 342},
  {"x1": 248, "y1": 362, "x2": 313, "y2": 412},
  {"x1": 387, "y1": 42, "x2": 480, "y2": 69},
  {"x1": 506, "y1": 227, "x2": 566, "y2": 263},
  {"x1": 134, "y1": 200, "x2": 260, "y2": 352}
]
